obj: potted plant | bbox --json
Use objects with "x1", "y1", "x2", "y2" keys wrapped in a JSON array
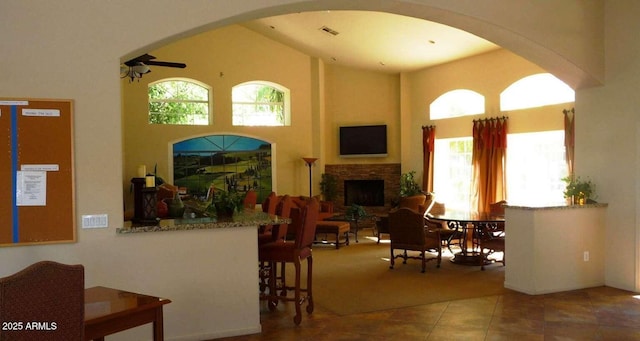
[
  {"x1": 320, "y1": 173, "x2": 338, "y2": 202},
  {"x1": 562, "y1": 175, "x2": 595, "y2": 205},
  {"x1": 210, "y1": 189, "x2": 244, "y2": 217},
  {"x1": 399, "y1": 171, "x2": 422, "y2": 197},
  {"x1": 345, "y1": 204, "x2": 367, "y2": 220}
]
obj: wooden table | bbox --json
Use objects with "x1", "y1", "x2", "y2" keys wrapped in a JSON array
[
  {"x1": 84, "y1": 286, "x2": 171, "y2": 341},
  {"x1": 325, "y1": 214, "x2": 378, "y2": 243}
]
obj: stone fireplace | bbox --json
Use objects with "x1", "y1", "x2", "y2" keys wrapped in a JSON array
[{"x1": 324, "y1": 163, "x2": 400, "y2": 215}]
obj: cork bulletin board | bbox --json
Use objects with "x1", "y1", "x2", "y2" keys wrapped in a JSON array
[{"x1": 0, "y1": 99, "x2": 75, "y2": 246}]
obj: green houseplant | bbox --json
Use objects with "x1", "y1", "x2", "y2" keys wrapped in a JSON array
[
  {"x1": 210, "y1": 189, "x2": 244, "y2": 217},
  {"x1": 320, "y1": 173, "x2": 338, "y2": 202},
  {"x1": 399, "y1": 171, "x2": 422, "y2": 197},
  {"x1": 562, "y1": 175, "x2": 595, "y2": 204},
  {"x1": 345, "y1": 204, "x2": 367, "y2": 220}
]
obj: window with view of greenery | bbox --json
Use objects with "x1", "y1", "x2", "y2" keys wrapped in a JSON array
[
  {"x1": 148, "y1": 79, "x2": 211, "y2": 125},
  {"x1": 434, "y1": 137, "x2": 473, "y2": 210},
  {"x1": 232, "y1": 81, "x2": 290, "y2": 126}
]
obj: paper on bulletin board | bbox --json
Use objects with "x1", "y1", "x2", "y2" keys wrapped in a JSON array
[{"x1": 16, "y1": 171, "x2": 47, "y2": 206}]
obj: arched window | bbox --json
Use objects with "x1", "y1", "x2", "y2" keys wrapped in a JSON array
[
  {"x1": 429, "y1": 89, "x2": 485, "y2": 120},
  {"x1": 500, "y1": 73, "x2": 574, "y2": 111},
  {"x1": 232, "y1": 81, "x2": 290, "y2": 126},
  {"x1": 148, "y1": 78, "x2": 211, "y2": 125}
]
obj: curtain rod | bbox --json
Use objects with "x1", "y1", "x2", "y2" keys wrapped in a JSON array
[{"x1": 473, "y1": 116, "x2": 508, "y2": 123}]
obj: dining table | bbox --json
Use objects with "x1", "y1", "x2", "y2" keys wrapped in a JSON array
[{"x1": 426, "y1": 209, "x2": 504, "y2": 265}]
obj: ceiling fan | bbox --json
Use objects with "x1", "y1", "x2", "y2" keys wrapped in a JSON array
[{"x1": 120, "y1": 54, "x2": 187, "y2": 82}]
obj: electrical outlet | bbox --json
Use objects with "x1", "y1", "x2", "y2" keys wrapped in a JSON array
[
  {"x1": 583, "y1": 251, "x2": 590, "y2": 262},
  {"x1": 82, "y1": 214, "x2": 108, "y2": 228}
]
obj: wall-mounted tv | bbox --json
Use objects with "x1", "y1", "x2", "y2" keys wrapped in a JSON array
[{"x1": 339, "y1": 124, "x2": 388, "y2": 157}]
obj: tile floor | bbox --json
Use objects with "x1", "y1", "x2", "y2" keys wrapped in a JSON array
[
  {"x1": 216, "y1": 228, "x2": 640, "y2": 340},
  {"x1": 218, "y1": 281, "x2": 640, "y2": 340}
]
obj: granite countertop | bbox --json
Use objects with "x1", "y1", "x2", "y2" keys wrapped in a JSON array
[
  {"x1": 117, "y1": 210, "x2": 288, "y2": 234},
  {"x1": 505, "y1": 203, "x2": 608, "y2": 211}
]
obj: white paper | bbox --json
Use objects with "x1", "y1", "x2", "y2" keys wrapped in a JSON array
[
  {"x1": 16, "y1": 171, "x2": 47, "y2": 206},
  {"x1": 0, "y1": 101, "x2": 28, "y2": 105},
  {"x1": 21, "y1": 164, "x2": 59, "y2": 172},
  {"x1": 22, "y1": 108, "x2": 60, "y2": 117}
]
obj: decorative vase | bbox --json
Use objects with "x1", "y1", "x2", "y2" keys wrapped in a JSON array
[
  {"x1": 156, "y1": 199, "x2": 168, "y2": 218},
  {"x1": 168, "y1": 192, "x2": 185, "y2": 218}
]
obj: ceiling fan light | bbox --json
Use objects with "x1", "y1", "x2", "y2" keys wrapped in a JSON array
[{"x1": 132, "y1": 64, "x2": 151, "y2": 74}]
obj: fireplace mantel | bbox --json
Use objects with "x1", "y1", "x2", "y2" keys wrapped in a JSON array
[{"x1": 325, "y1": 163, "x2": 400, "y2": 215}]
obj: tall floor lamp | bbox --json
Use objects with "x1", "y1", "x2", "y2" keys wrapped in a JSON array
[{"x1": 302, "y1": 157, "x2": 318, "y2": 197}]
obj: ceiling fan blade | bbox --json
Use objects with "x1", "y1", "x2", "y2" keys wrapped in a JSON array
[
  {"x1": 123, "y1": 54, "x2": 156, "y2": 66},
  {"x1": 145, "y1": 60, "x2": 187, "y2": 68}
]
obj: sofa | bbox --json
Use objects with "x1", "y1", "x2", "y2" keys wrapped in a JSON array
[{"x1": 290, "y1": 195, "x2": 334, "y2": 221}]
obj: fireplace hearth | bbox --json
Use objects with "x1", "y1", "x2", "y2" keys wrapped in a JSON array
[
  {"x1": 324, "y1": 163, "x2": 400, "y2": 215},
  {"x1": 344, "y1": 180, "x2": 384, "y2": 206}
]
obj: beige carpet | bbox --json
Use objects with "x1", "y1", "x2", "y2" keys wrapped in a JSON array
[{"x1": 293, "y1": 229, "x2": 506, "y2": 316}]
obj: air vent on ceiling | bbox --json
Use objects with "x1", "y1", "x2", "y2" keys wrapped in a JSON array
[{"x1": 319, "y1": 26, "x2": 339, "y2": 36}]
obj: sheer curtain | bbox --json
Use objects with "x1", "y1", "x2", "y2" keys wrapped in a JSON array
[
  {"x1": 563, "y1": 108, "x2": 575, "y2": 177},
  {"x1": 422, "y1": 125, "x2": 436, "y2": 192},
  {"x1": 471, "y1": 117, "x2": 507, "y2": 213}
]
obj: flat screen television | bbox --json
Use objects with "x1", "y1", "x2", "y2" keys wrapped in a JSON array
[{"x1": 339, "y1": 124, "x2": 388, "y2": 157}]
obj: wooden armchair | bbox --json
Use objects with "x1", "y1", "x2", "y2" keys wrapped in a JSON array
[
  {"x1": 0, "y1": 261, "x2": 84, "y2": 340},
  {"x1": 479, "y1": 200, "x2": 507, "y2": 270},
  {"x1": 389, "y1": 207, "x2": 441, "y2": 273}
]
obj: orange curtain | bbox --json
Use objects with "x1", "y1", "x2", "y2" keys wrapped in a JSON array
[
  {"x1": 422, "y1": 125, "x2": 436, "y2": 192},
  {"x1": 471, "y1": 117, "x2": 507, "y2": 213},
  {"x1": 563, "y1": 108, "x2": 575, "y2": 177}
]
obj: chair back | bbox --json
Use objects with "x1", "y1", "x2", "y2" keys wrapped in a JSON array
[
  {"x1": 0, "y1": 261, "x2": 84, "y2": 340},
  {"x1": 243, "y1": 190, "x2": 258, "y2": 209},
  {"x1": 398, "y1": 194, "x2": 427, "y2": 211},
  {"x1": 389, "y1": 207, "x2": 426, "y2": 245},
  {"x1": 272, "y1": 195, "x2": 293, "y2": 241},
  {"x1": 428, "y1": 202, "x2": 446, "y2": 215},
  {"x1": 295, "y1": 197, "x2": 319, "y2": 249},
  {"x1": 261, "y1": 192, "x2": 278, "y2": 215},
  {"x1": 489, "y1": 200, "x2": 507, "y2": 216}
]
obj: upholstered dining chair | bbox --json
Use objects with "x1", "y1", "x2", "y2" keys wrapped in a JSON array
[
  {"x1": 259, "y1": 197, "x2": 319, "y2": 325},
  {"x1": 389, "y1": 207, "x2": 442, "y2": 273},
  {"x1": 259, "y1": 192, "x2": 279, "y2": 234},
  {"x1": 258, "y1": 195, "x2": 293, "y2": 293},
  {"x1": 243, "y1": 189, "x2": 258, "y2": 209},
  {"x1": 398, "y1": 193, "x2": 427, "y2": 211},
  {"x1": 427, "y1": 201, "x2": 462, "y2": 253},
  {"x1": 0, "y1": 260, "x2": 84, "y2": 341}
]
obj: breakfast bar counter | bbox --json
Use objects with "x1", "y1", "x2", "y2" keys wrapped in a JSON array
[
  {"x1": 117, "y1": 210, "x2": 285, "y2": 234},
  {"x1": 113, "y1": 210, "x2": 289, "y2": 339},
  {"x1": 504, "y1": 203, "x2": 607, "y2": 295}
]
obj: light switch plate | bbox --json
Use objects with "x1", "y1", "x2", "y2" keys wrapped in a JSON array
[{"x1": 82, "y1": 214, "x2": 108, "y2": 228}]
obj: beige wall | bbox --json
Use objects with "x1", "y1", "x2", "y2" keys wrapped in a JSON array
[
  {"x1": 123, "y1": 25, "x2": 315, "y2": 208},
  {"x1": 404, "y1": 49, "x2": 569, "y2": 180},
  {"x1": 323, "y1": 65, "x2": 401, "y2": 165},
  {"x1": 4, "y1": 1, "x2": 639, "y2": 339}
]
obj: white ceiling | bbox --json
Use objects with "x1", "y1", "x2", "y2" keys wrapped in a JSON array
[{"x1": 242, "y1": 10, "x2": 500, "y2": 74}]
